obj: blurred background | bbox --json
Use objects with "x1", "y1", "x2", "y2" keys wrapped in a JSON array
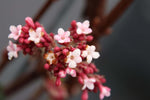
[{"x1": 0, "y1": 0, "x2": 150, "y2": 100}]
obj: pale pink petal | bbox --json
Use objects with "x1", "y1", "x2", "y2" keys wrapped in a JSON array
[
  {"x1": 82, "y1": 84, "x2": 87, "y2": 90},
  {"x1": 69, "y1": 61, "x2": 76, "y2": 68},
  {"x1": 86, "y1": 82, "x2": 94, "y2": 90},
  {"x1": 72, "y1": 49, "x2": 81, "y2": 56},
  {"x1": 17, "y1": 25, "x2": 22, "y2": 30},
  {"x1": 8, "y1": 33, "x2": 14, "y2": 38},
  {"x1": 90, "y1": 45, "x2": 96, "y2": 51},
  {"x1": 77, "y1": 28, "x2": 82, "y2": 34},
  {"x1": 84, "y1": 28, "x2": 92, "y2": 34},
  {"x1": 9, "y1": 25, "x2": 17, "y2": 33},
  {"x1": 89, "y1": 78, "x2": 96, "y2": 83},
  {"x1": 87, "y1": 55, "x2": 92, "y2": 63},
  {"x1": 65, "y1": 31, "x2": 70, "y2": 36},
  {"x1": 83, "y1": 20, "x2": 90, "y2": 28},
  {"x1": 54, "y1": 35, "x2": 61, "y2": 40},
  {"x1": 92, "y1": 52, "x2": 100, "y2": 59},
  {"x1": 77, "y1": 22, "x2": 82, "y2": 27},
  {"x1": 58, "y1": 28, "x2": 64, "y2": 35},
  {"x1": 82, "y1": 51, "x2": 88, "y2": 57},
  {"x1": 74, "y1": 56, "x2": 82, "y2": 63}
]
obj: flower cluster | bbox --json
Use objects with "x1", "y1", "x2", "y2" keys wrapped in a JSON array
[{"x1": 7, "y1": 17, "x2": 111, "y2": 100}]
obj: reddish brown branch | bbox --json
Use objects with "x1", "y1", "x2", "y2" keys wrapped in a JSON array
[
  {"x1": 92, "y1": 0, "x2": 134, "y2": 44},
  {"x1": 0, "y1": 49, "x2": 9, "y2": 73},
  {"x1": 33, "y1": 0, "x2": 56, "y2": 21},
  {"x1": 29, "y1": 86, "x2": 45, "y2": 100}
]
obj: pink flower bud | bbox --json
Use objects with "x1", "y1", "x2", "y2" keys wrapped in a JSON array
[
  {"x1": 44, "y1": 42, "x2": 49, "y2": 47},
  {"x1": 79, "y1": 35, "x2": 85, "y2": 41},
  {"x1": 36, "y1": 43, "x2": 43, "y2": 47},
  {"x1": 22, "y1": 26, "x2": 29, "y2": 33},
  {"x1": 35, "y1": 22, "x2": 41, "y2": 27},
  {"x1": 25, "y1": 48, "x2": 31, "y2": 53},
  {"x1": 55, "y1": 77, "x2": 61, "y2": 86},
  {"x1": 19, "y1": 38, "x2": 24, "y2": 43},
  {"x1": 49, "y1": 33, "x2": 54, "y2": 38},
  {"x1": 78, "y1": 76, "x2": 84, "y2": 84},
  {"x1": 54, "y1": 47, "x2": 61, "y2": 52},
  {"x1": 44, "y1": 63, "x2": 50, "y2": 70},
  {"x1": 81, "y1": 90, "x2": 88, "y2": 100},
  {"x1": 73, "y1": 33, "x2": 78, "y2": 38},
  {"x1": 86, "y1": 35, "x2": 93, "y2": 41},
  {"x1": 71, "y1": 20, "x2": 76, "y2": 29},
  {"x1": 62, "y1": 49, "x2": 69, "y2": 55},
  {"x1": 24, "y1": 39, "x2": 31, "y2": 44},
  {"x1": 40, "y1": 37, "x2": 46, "y2": 42},
  {"x1": 25, "y1": 17, "x2": 35, "y2": 29}
]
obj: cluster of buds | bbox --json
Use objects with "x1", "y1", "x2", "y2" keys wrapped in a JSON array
[{"x1": 7, "y1": 17, "x2": 111, "y2": 100}]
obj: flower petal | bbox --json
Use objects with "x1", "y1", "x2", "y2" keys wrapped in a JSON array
[
  {"x1": 87, "y1": 55, "x2": 92, "y2": 63},
  {"x1": 69, "y1": 61, "x2": 76, "y2": 68},
  {"x1": 92, "y1": 52, "x2": 100, "y2": 59}
]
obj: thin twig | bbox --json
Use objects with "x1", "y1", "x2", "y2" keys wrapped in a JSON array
[
  {"x1": 92, "y1": 0, "x2": 134, "y2": 43},
  {"x1": 28, "y1": 86, "x2": 45, "y2": 100},
  {"x1": 33, "y1": 0, "x2": 56, "y2": 22}
]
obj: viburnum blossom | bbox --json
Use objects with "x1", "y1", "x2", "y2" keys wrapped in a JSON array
[
  {"x1": 44, "y1": 52, "x2": 56, "y2": 65},
  {"x1": 8, "y1": 25, "x2": 22, "y2": 40},
  {"x1": 7, "y1": 41, "x2": 21, "y2": 60},
  {"x1": 82, "y1": 77, "x2": 96, "y2": 90},
  {"x1": 99, "y1": 85, "x2": 111, "y2": 100},
  {"x1": 54, "y1": 28, "x2": 70, "y2": 43},
  {"x1": 82, "y1": 45, "x2": 100, "y2": 63},
  {"x1": 76, "y1": 20, "x2": 92, "y2": 35},
  {"x1": 28, "y1": 27, "x2": 43, "y2": 44},
  {"x1": 6, "y1": 17, "x2": 111, "y2": 100},
  {"x1": 66, "y1": 49, "x2": 82, "y2": 68}
]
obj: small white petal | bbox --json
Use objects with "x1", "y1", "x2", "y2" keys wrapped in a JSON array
[
  {"x1": 58, "y1": 28, "x2": 64, "y2": 35},
  {"x1": 87, "y1": 55, "x2": 92, "y2": 63},
  {"x1": 87, "y1": 83, "x2": 94, "y2": 90},
  {"x1": 77, "y1": 28, "x2": 82, "y2": 34},
  {"x1": 82, "y1": 84, "x2": 87, "y2": 90},
  {"x1": 92, "y1": 52, "x2": 100, "y2": 59},
  {"x1": 74, "y1": 56, "x2": 82, "y2": 63},
  {"x1": 69, "y1": 61, "x2": 76, "y2": 68},
  {"x1": 82, "y1": 51, "x2": 88, "y2": 57},
  {"x1": 72, "y1": 49, "x2": 81, "y2": 56}
]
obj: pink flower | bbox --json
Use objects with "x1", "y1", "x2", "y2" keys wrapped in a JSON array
[
  {"x1": 8, "y1": 25, "x2": 22, "y2": 40},
  {"x1": 66, "y1": 68, "x2": 76, "y2": 77},
  {"x1": 66, "y1": 49, "x2": 82, "y2": 68},
  {"x1": 82, "y1": 77, "x2": 96, "y2": 90},
  {"x1": 58, "y1": 70, "x2": 66, "y2": 78},
  {"x1": 7, "y1": 41, "x2": 21, "y2": 60},
  {"x1": 28, "y1": 27, "x2": 43, "y2": 44},
  {"x1": 82, "y1": 45, "x2": 100, "y2": 63},
  {"x1": 99, "y1": 85, "x2": 111, "y2": 100},
  {"x1": 54, "y1": 28, "x2": 71, "y2": 43},
  {"x1": 76, "y1": 20, "x2": 92, "y2": 35}
]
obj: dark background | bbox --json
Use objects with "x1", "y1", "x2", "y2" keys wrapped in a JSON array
[{"x1": 0, "y1": 0, "x2": 150, "y2": 100}]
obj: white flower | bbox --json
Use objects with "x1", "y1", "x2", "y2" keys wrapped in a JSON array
[
  {"x1": 82, "y1": 45, "x2": 100, "y2": 63},
  {"x1": 76, "y1": 20, "x2": 92, "y2": 35},
  {"x1": 66, "y1": 49, "x2": 82, "y2": 68},
  {"x1": 7, "y1": 41, "x2": 21, "y2": 60},
  {"x1": 82, "y1": 77, "x2": 96, "y2": 90},
  {"x1": 8, "y1": 25, "x2": 22, "y2": 40},
  {"x1": 28, "y1": 27, "x2": 43, "y2": 44},
  {"x1": 44, "y1": 52, "x2": 56, "y2": 65}
]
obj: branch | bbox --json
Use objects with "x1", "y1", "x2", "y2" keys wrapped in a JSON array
[
  {"x1": 93, "y1": 0, "x2": 134, "y2": 42},
  {"x1": 33, "y1": 0, "x2": 56, "y2": 22}
]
